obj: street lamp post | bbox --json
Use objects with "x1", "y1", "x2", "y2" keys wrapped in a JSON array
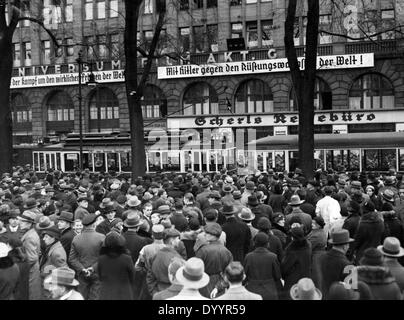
[
  {"x1": 76, "y1": 51, "x2": 84, "y2": 171},
  {"x1": 76, "y1": 51, "x2": 98, "y2": 171}
]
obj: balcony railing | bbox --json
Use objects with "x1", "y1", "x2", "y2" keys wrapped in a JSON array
[{"x1": 345, "y1": 40, "x2": 397, "y2": 54}]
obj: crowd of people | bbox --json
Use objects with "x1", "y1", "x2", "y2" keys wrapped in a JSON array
[{"x1": 0, "y1": 164, "x2": 404, "y2": 300}]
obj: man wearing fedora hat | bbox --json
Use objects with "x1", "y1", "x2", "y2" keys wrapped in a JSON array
[
  {"x1": 23, "y1": 198, "x2": 41, "y2": 217},
  {"x1": 378, "y1": 237, "x2": 404, "y2": 291},
  {"x1": 69, "y1": 214, "x2": 105, "y2": 300},
  {"x1": 196, "y1": 178, "x2": 212, "y2": 212},
  {"x1": 240, "y1": 181, "x2": 256, "y2": 206},
  {"x1": 222, "y1": 202, "x2": 251, "y2": 263},
  {"x1": 18, "y1": 210, "x2": 42, "y2": 299},
  {"x1": 122, "y1": 211, "x2": 152, "y2": 264},
  {"x1": 4, "y1": 209, "x2": 23, "y2": 243},
  {"x1": 285, "y1": 195, "x2": 313, "y2": 235},
  {"x1": 39, "y1": 226, "x2": 67, "y2": 280},
  {"x1": 45, "y1": 267, "x2": 83, "y2": 300},
  {"x1": 96, "y1": 202, "x2": 118, "y2": 236},
  {"x1": 74, "y1": 195, "x2": 90, "y2": 221},
  {"x1": 56, "y1": 211, "x2": 75, "y2": 260},
  {"x1": 166, "y1": 257, "x2": 210, "y2": 300},
  {"x1": 319, "y1": 229, "x2": 354, "y2": 299},
  {"x1": 238, "y1": 208, "x2": 258, "y2": 240}
]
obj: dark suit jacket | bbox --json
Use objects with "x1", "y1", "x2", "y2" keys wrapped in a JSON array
[
  {"x1": 123, "y1": 230, "x2": 153, "y2": 263},
  {"x1": 60, "y1": 227, "x2": 75, "y2": 260},
  {"x1": 319, "y1": 248, "x2": 351, "y2": 299},
  {"x1": 222, "y1": 217, "x2": 252, "y2": 262}
]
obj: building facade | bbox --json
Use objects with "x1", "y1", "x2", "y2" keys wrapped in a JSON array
[{"x1": 9, "y1": 0, "x2": 404, "y2": 173}]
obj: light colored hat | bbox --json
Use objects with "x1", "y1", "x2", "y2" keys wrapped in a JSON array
[
  {"x1": 176, "y1": 257, "x2": 210, "y2": 289},
  {"x1": 127, "y1": 196, "x2": 141, "y2": 207},
  {"x1": 290, "y1": 278, "x2": 322, "y2": 300},
  {"x1": 378, "y1": 237, "x2": 404, "y2": 258},
  {"x1": 46, "y1": 267, "x2": 79, "y2": 287},
  {"x1": 288, "y1": 194, "x2": 304, "y2": 206},
  {"x1": 0, "y1": 242, "x2": 11, "y2": 258}
]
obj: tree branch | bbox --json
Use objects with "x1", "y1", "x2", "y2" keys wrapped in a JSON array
[
  {"x1": 137, "y1": 9, "x2": 165, "y2": 96},
  {"x1": 319, "y1": 25, "x2": 404, "y2": 41},
  {"x1": 15, "y1": 17, "x2": 60, "y2": 48},
  {"x1": 284, "y1": 0, "x2": 302, "y2": 99}
]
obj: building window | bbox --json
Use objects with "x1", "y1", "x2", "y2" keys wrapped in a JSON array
[
  {"x1": 96, "y1": 0, "x2": 106, "y2": 19},
  {"x1": 42, "y1": 40, "x2": 51, "y2": 65},
  {"x1": 319, "y1": 14, "x2": 332, "y2": 44},
  {"x1": 144, "y1": 0, "x2": 153, "y2": 13},
  {"x1": 349, "y1": 73, "x2": 394, "y2": 110},
  {"x1": 11, "y1": 94, "x2": 31, "y2": 123},
  {"x1": 65, "y1": 0, "x2": 73, "y2": 22},
  {"x1": 179, "y1": 0, "x2": 189, "y2": 10},
  {"x1": 262, "y1": 20, "x2": 273, "y2": 47},
  {"x1": 23, "y1": 42, "x2": 31, "y2": 66},
  {"x1": 207, "y1": 0, "x2": 217, "y2": 8},
  {"x1": 43, "y1": 0, "x2": 62, "y2": 25},
  {"x1": 47, "y1": 91, "x2": 74, "y2": 121},
  {"x1": 192, "y1": 0, "x2": 203, "y2": 9},
  {"x1": 97, "y1": 35, "x2": 108, "y2": 59},
  {"x1": 21, "y1": 2, "x2": 30, "y2": 27},
  {"x1": 109, "y1": 0, "x2": 118, "y2": 17},
  {"x1": 235, "y1": 79, "x2": 273, "y2": 113},
  {"x1": 85, "y1": 0, "x2": 93, "y2": 20},
  {"x1": 183, "y1": 82, "x2": 219, "y2": 115},
  {"x1": 193, "y1": 25, "x2": 205, "y2": 53},
  {"x1": 230, "y1": 0, "x2": 242, "y2": 5},
  {"x1": 246, "y1": 0, "x2": 257, "y2": 3},
  {"x1": 110, "y1": 34, "x2": 120, "y2": 59},
  {"x1": 290, "y1": 78, "x2": 332, "y2": 111},
  {"x1": 66, "y1": 38, "x2": 74, "y2": 57},
  {"x1": 231, "y1": 22, "x2": 243, "y2": 39},
  {"x1": 89, "y1": 88, "x2": 119, "y2": 129},
  {"x1": 141, "y1": 85, "x2": 167, "y2": 119},
  {"x1": 207, "y1": 24, "x2": 218, "y2": 52},
  {"x1": 179, "y1": 27, "x2": 190, "y2": 52},
  {"x1": 85, "y1": 36, "x2": 95, "y2": 60},
  {"x1": 246, "y1": 22, "x2": 258, "y2": 48},
  {"x1": 13, "y1": 43, "x2": 21, "y2": 67},
  {"x1": 381, "y1": 9, "x2": 395, "y2": 40}
]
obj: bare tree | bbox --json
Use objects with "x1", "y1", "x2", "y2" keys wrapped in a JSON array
[{"x1": 0, "y1": 0, "x2": 58, "y2": 175}]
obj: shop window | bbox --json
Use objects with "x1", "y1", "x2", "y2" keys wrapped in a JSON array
[
  {"x1": 141, "y1": 85, "x2": 167, "y2": 119},
  {"x1": 47, "y1": 91, "x2": 74, "y2": 121},
  {"x1": 362, "y1": 149, "x2": 396, "y2": 171},
  {"x1": 183, "y1": 82, "x2": 219, "y2": 115},
  {"x1": 326, "y1": 149, "x2": 360, "y2": 171},
  {"x1": 290, "y1": 77, "x2": 332, "y2": 111},
  {"x1": 235, "y1": 79, "x2": 273, "y2": 113},
  {"x1": 349, "y1": 73, "x2": 394, "y2": 110}
]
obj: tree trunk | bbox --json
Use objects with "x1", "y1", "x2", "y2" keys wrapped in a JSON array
[
  {"x1": 0, "y1": 30, "x2": 14, "y2": 175},
  {"x1": 124, "y1": 1, "x2": 146, "y2": 180},
  {"x1": 284, "y1": 0, "x2": 319, "y2": 180}
]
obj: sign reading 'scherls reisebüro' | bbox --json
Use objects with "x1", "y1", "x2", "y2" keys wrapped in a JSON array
[{"x1": 157, "y1": 53, "x2": 374, "y2": 79}]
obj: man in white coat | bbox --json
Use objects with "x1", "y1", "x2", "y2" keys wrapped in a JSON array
[{"x1": 315, "y1": 186, "x2": 341, "y2": 238}]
